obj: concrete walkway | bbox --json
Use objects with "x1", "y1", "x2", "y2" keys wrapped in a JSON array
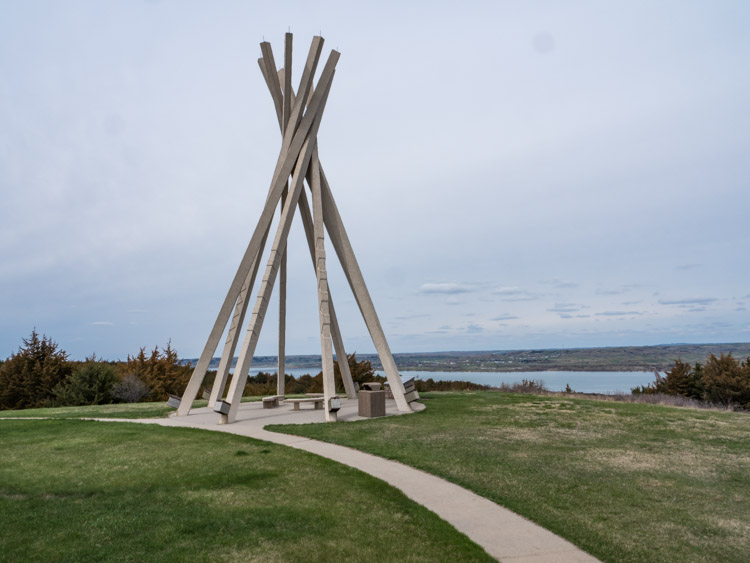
[{"x1": 89, "y1": 399, "x2": 599, "y2": 562}]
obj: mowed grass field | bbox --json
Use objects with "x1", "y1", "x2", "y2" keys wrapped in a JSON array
[
  {"x1": 0, "y1": 401, "x2": 185, "y2": 419},
  {"x1": 270, "y1": 392, "x2": 750, "y2": 563},
  {"x1": 0, "y1": 419, "x2": 492, "y2": 562},
  {"x1": 0, "y1": 396, "x2": 275, "y2": 420}
]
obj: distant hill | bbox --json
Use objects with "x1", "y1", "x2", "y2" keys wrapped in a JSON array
[{"x1": 182, "y1": 342, "x2": 750, "y2": 373}]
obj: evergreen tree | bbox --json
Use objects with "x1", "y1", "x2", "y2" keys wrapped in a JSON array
[
  {"x1": 0, "y1": 330, "x2": 72, "y2": 409},
  {"x1": 702, "y1": 353, "x2": 750, "y2": 408},
  {"x1": 52, "y1": 355, "x2": 119, "y2": 406},
  {"x1": 333, "y1": 353, "x2": 382, "y2": 388},
  {"x1": 123, "y1": 341, "x2": 192, "y2": 400},
  {"x1": 689, "y1": 362, "x2": 706, "y2": 400},
  {"x1": 661, "y1": 360, "x2": 704, "y2": 399}
]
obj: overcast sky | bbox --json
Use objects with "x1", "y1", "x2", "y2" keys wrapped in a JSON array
[{"x1": 1, "y1": 1, "x2": 749, "y2": 360}]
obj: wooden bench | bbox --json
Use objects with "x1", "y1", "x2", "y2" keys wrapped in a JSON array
[
  {"x1": 284, "y1": 397, "x2": 325, "y2": 410},
  {"x1": 262, "y1": 395, "x2": 284, "y2": 409}
]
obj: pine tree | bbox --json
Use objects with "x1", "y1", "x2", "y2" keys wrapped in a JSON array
[
  {"x1": 0, "y1": 330, "x2": 72, "y2": 409},
  {"x1": 52, "y1": 355, "x2": 119, "y2": 406},
  {"x1": 123, "y1": 341, "x2": 192, "y2": 400},
  {"x1": 702, "y1": 353, "x2": 750, "y2": 408},
  {"x1": 332, "y1": 353, "x2": 384, "y2": 389}
]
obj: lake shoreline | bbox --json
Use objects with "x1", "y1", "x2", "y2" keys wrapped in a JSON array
[{"x1": 189, "y1": 342, "x2": 750, "y2": 374}]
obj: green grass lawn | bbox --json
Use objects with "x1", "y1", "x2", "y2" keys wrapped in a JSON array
[
  {"x1": 0, "y1": 419, "x2": 491, "y2": 562},
  {"x1": 0, "y1": 401, "x2": 191, "y2": 419},
  {"x1": 0, "y1": 395, "x2": 314, "y2": 420},
  {"x1": 269, "y1": 392, "x2": 750, "y2": 563}
]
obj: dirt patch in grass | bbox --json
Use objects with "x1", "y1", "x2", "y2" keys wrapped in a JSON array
[{"x1": 584, "y1": 448, "x2": 721, "y2": 479}]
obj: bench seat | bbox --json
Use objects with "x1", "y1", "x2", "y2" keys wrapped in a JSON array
[
  {"x1": 284, "y1": 397, "x2": 325, "y2": 410},
  {"x1": 262, "y1": 395, "x2": 284, "y2": 409}
]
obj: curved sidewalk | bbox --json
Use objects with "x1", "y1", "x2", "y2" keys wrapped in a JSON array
[{"x1": 93, "y1": 401, "x2": 598, "y2": 563}]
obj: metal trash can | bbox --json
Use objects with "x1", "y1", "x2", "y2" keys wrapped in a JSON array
[{"x1": 358, "y1": 390, "x2": 385, "y2": 418}]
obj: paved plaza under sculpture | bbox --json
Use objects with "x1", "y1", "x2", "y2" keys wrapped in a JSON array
[{"x1": 177, "y1": 33, "x2": 412, "y2": 423}]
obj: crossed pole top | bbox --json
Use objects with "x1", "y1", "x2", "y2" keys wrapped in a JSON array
[{"x1": 259, "y1": 35, "x2": 337, "y2": 142}]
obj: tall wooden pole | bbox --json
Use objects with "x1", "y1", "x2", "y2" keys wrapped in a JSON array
[
  {"x1": 277, "y1": 33, "x2": 293, "y2": 397},
  {"x1": 311, "y1": 145, "x2": 337, "y2": 421},
  {"x1": 208, "y1": 226, "x2": 269, "y2": 407}
]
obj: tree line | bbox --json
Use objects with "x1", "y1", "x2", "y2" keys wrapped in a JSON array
[
  {"x1": 0, "y1": 330, "x2": 195, "y2": 410},
  {"x1": 0, "y1": 329, "x2": 397, "y2": 411},
  {"x1": 632, "y1": 353, "x2": 750, "y2": 409}
]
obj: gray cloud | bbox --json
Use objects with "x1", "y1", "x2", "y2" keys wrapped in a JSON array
[
  {"x1": 395, "y1": 313, "x2": 431, "y2": 320},
  {"x1": 539, "y1": 278, "x2": 578, "y2": 289},
  {"x1": 491, "y1": 314, "x2": 520, "y2": 321},
  {"x1": 492, "y1": 286, "x2": 523, "y2": 295},
  {"x1": 560, "y1": 313, "x2": 593, "y2": 320},
  {"x1": 499, "y1": 295, "x2": 539, "y2": 302},
  {"x1": 548, "y1": 303, "x2": 585, "y2": 313},
  {"x1": 594, "y1": 311, "x2": 644, "y2": 317},
  {"x1": 492, "y1": 287, "x2": 539, "y2": 301},
  {"x1": 658, "y1": 298, "x2": 718, "y2": 306},
  {"x1": 419, "y1": 282, "x2": 475, "y2": 295},
  {"x1": 596, "y1": 284, "x2": 641, "y2": 296},
  {"x1": 596, "y1": 289, "x2": 623, "y2": 296}
]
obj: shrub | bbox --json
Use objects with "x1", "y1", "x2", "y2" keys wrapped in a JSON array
[
  {"x1": 633, "y1": 355, "x2": 750, "y2": 410},
  {"x1": 415, "y1": 378, "x2": 495, "y2": 392},
  {"x1": 243, "y1": 371, "x2": 279, "y2": 396},
  {"x1": 112, "y1": 374, "x2": 151, "y2": 403},
  {"x1": 702, "y1": 353, "x2": 750, "y2": 409},
  {"x1": 123, "y1": 341, "x2": 192, "y2": 401},
  {"x1": 52, "y1": 355, "x2": 120, "y2": 406},
  {"x1": 0, "y1": 330, "x2": 72, "y2": 410},
  {"x1": 663, "y1": 360, "x2": 704, "y2": 399},
  {"x1": 335, "y1": 353, "x2": 382, "y2": 386},
  {"x1": 498, "y1": 379, "x2": 547, "y2": 393}
]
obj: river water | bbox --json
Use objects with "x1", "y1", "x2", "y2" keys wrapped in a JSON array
[{"x1": 247, "y1": 366, "x2": 656, "y2": 394}]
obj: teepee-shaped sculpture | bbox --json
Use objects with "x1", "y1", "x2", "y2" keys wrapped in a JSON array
[{"x1": 177, "y1": 33, "x2": 411, "y2": 423}]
